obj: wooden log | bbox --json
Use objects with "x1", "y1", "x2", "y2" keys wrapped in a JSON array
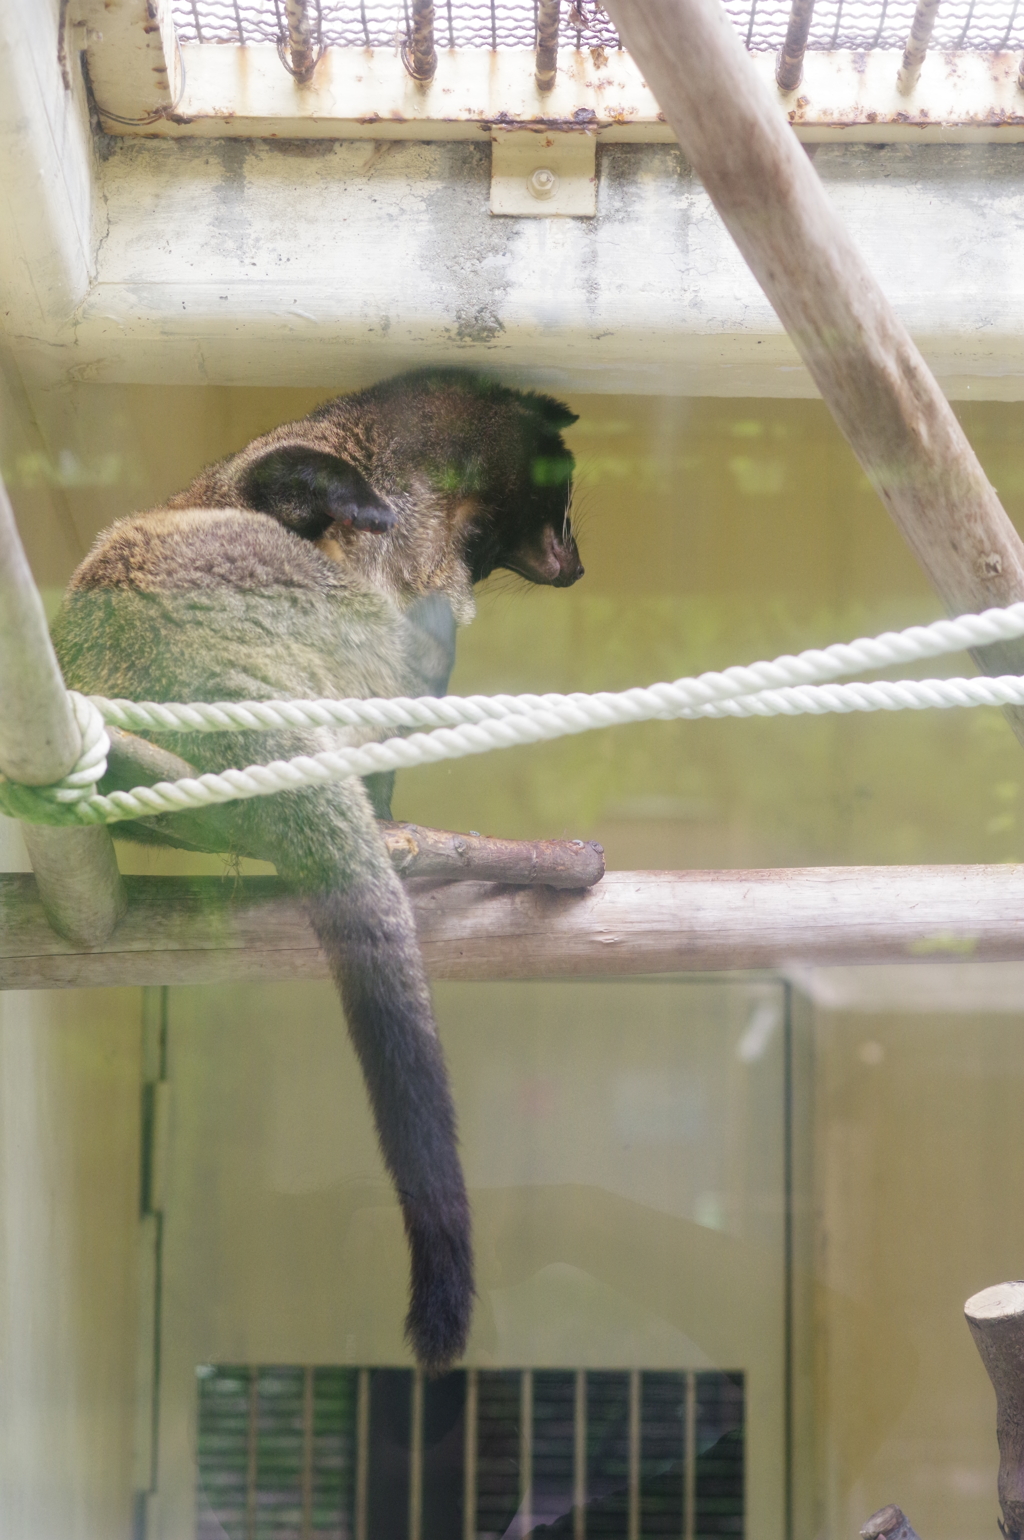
[
  {"x1": 603, "y1": 0, "x2": 1024, "y2": 741},
  {"x1": 382, "y1": 823, "x2": 605, "y2": 887},
  {"x1": 103, "y1": 725, "x2": 604, "y2": 886},
  {"x1": 3, "y1": 865, "x2": 1024, "y2": 990},
  {"x1": 0, "y1": 478, "x2": 125, "y2": 945},
  {"x1": 965, "y1": 1282, "x2": 1024, "y2": 1540}
]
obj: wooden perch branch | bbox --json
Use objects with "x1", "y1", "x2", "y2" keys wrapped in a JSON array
[
  {"x1": 382, "y1": 823, "x2": 604, "y2": 886},
  {"x1": 104, "y1": 724, "x2": 604, "y2": 886},
  {"x1": 105, "y1": 723, "x2": 196, "y2": 789},
  {"x1": 966, "y1": 1283, "x2": 1024, "y2": 1540},
  {"x1": 604, "y1": 0, "x2": 1024, "y2": 745},
  {"x1": 0, "y1": 478, "x2": 125, "y2": 945},
  {"x1": 3, "y1": 864, "x2": 1024, "y2": 990}
]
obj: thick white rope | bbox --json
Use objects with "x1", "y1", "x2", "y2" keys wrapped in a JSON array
[
  {"x1": 97, "y1": 599, "x2": 1024, "y2": 738},
  {"x1": 60, "y1": 673, "x2": 1024, "y2": 826},
  {"x1": 5, "y1": 600, "x2": 1024, "y2": 828}
]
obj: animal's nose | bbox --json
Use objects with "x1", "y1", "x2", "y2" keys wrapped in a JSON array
[{"x1": 553, "y1": 548, "x2": 584, "y2": 586}]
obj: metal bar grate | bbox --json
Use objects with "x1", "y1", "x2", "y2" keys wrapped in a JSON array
[
  {"x1": 573, "y1": 1371, "x2": 586, "y2": 1540},
  {"x1": 170, "y1": 0, "x2": 1024, "y2": 52},
  {"x1": 535, "y1": 0, "x2": 560, "y2": 89},
  {"x1": 405, "y1": 0, "x2": 438, "y2": 77},
  {"x1": 776, "y1": 0, "x2": 816, "y2": 88},
  {"x1": 896, "y1": 0, "x2": 941, "y2": 90},
  {"x1": 196, "y1": 1364, "x2": 744, "y2": 1538}
]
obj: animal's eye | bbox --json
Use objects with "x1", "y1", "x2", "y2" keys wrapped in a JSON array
[{"x1": 530, "y1": 455, "x2": 574, "y2": 488}]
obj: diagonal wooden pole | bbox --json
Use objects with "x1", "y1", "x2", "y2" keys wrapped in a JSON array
[
  {"x1": 604, "y1": 0, "x2": 1024, "y2": 742},
  {"x1": 0, "y1": 477, "x2": 125, "y2": 944}
]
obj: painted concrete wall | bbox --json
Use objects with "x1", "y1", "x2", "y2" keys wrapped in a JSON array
[{"x1": 8, "y1": 138, "x2": 1024, "y2": 404}]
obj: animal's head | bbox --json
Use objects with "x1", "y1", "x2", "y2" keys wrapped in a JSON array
[
  {"x1": 173, "y1": 370, "x2": 584, "y2": 598},
  {"x1": 451, "y1": 384, "x2": 585, "y2": 591}
]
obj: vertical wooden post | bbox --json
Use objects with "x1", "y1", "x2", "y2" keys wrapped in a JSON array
[
  {"x1": 0, "y1": 476, "x2": 124, "y2": 944},
  {"x1": 860, "y1": 1505, "x2": 923, "y2": 1540},
  {"x1": 966, "y1": 1283, "x2": 1024, "y2": 1540},
  {"x1": 603, "y1": 0, "x2": 1024, "y2": 744}
]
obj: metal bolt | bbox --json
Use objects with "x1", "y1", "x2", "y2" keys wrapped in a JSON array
[{"x1": 527, "y1": 167, "x2": 558, "y2": 200}]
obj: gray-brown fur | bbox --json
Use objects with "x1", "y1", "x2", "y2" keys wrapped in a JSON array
[
  {"x1": 51, "y1": 369, "x2": 583, "y2": 1370},
  {"x1": 168, "y1": 367, "x2": 583, "y2": 620}
]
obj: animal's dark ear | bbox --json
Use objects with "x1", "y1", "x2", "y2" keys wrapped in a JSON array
[
  {"x1": 529, "y1": 394, "x2": 579, "y2": 431},
  {"x1": 239, "y1": 446, "x2": 396, "y2": 538}
]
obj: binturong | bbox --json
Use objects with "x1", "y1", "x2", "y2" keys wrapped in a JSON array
[{"x1": 51, "y1": 369, "x2": 583, "y2": 1371}]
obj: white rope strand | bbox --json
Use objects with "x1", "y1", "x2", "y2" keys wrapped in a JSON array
[
  {"x1": 5, "y1": 601, "x2": 1024, "y2": 829},
  {"x1": 53, "y1": 671, "x2": 1024, "y2": 828},
  {"x1": 93, "y1": 599, "x2": 1024, "y2": 740}
]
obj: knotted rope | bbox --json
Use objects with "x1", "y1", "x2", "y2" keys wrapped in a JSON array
[{"x1": 5, "y1": 601, "x2": 1024, "y2": 828}]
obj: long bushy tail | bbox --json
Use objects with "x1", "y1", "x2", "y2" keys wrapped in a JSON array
[{"x1": 306, "y1": 875, "x2": 474, "y2": 1370}]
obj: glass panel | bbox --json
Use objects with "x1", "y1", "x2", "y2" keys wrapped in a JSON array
[
  {"x1": 152, "y1": 978, "x2": 787, "y2": 1537},
  {"x1": 194, "y1": 1365, "x2": 745, "y2": 1539}
]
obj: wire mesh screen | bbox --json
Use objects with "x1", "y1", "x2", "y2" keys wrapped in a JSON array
[{"x1": 170, "y1": 0, "x2": 1024, "y2": 53}]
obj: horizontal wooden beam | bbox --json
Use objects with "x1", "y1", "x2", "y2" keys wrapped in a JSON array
[{"x1": 2, "y1": 866, "x2": 1022, "y2": 990}]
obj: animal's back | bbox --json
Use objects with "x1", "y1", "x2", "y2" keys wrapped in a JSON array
[
  {"x1": 49, "y1": 365, "x2": 584, "y2": 1370},
  {"x1": 52, "y1": 499, "x2": 475, "y2": 1373},
  {"x1": 55, "y1": 504, "x2": 410, "y2": 710}
]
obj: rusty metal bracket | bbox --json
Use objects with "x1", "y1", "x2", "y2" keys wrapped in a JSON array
[{"x1": 490, "y1": 129, "x2": 596, "y2": 217}]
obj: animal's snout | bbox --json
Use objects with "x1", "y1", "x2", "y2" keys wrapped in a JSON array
[
  {"x1": 508, "y1": 524, "x2": 584, "y2": 587},
  {"x1": 551, "y1": 537, "x2": 584, "y2": 587}
]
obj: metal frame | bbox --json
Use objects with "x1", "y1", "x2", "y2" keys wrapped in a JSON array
[
  {"x1": 93, "y1": 40, "x2": 1024, "y2": 140},
  {"x1": 79, "y1": 0, "x2": 1024, "y2": 140}
]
